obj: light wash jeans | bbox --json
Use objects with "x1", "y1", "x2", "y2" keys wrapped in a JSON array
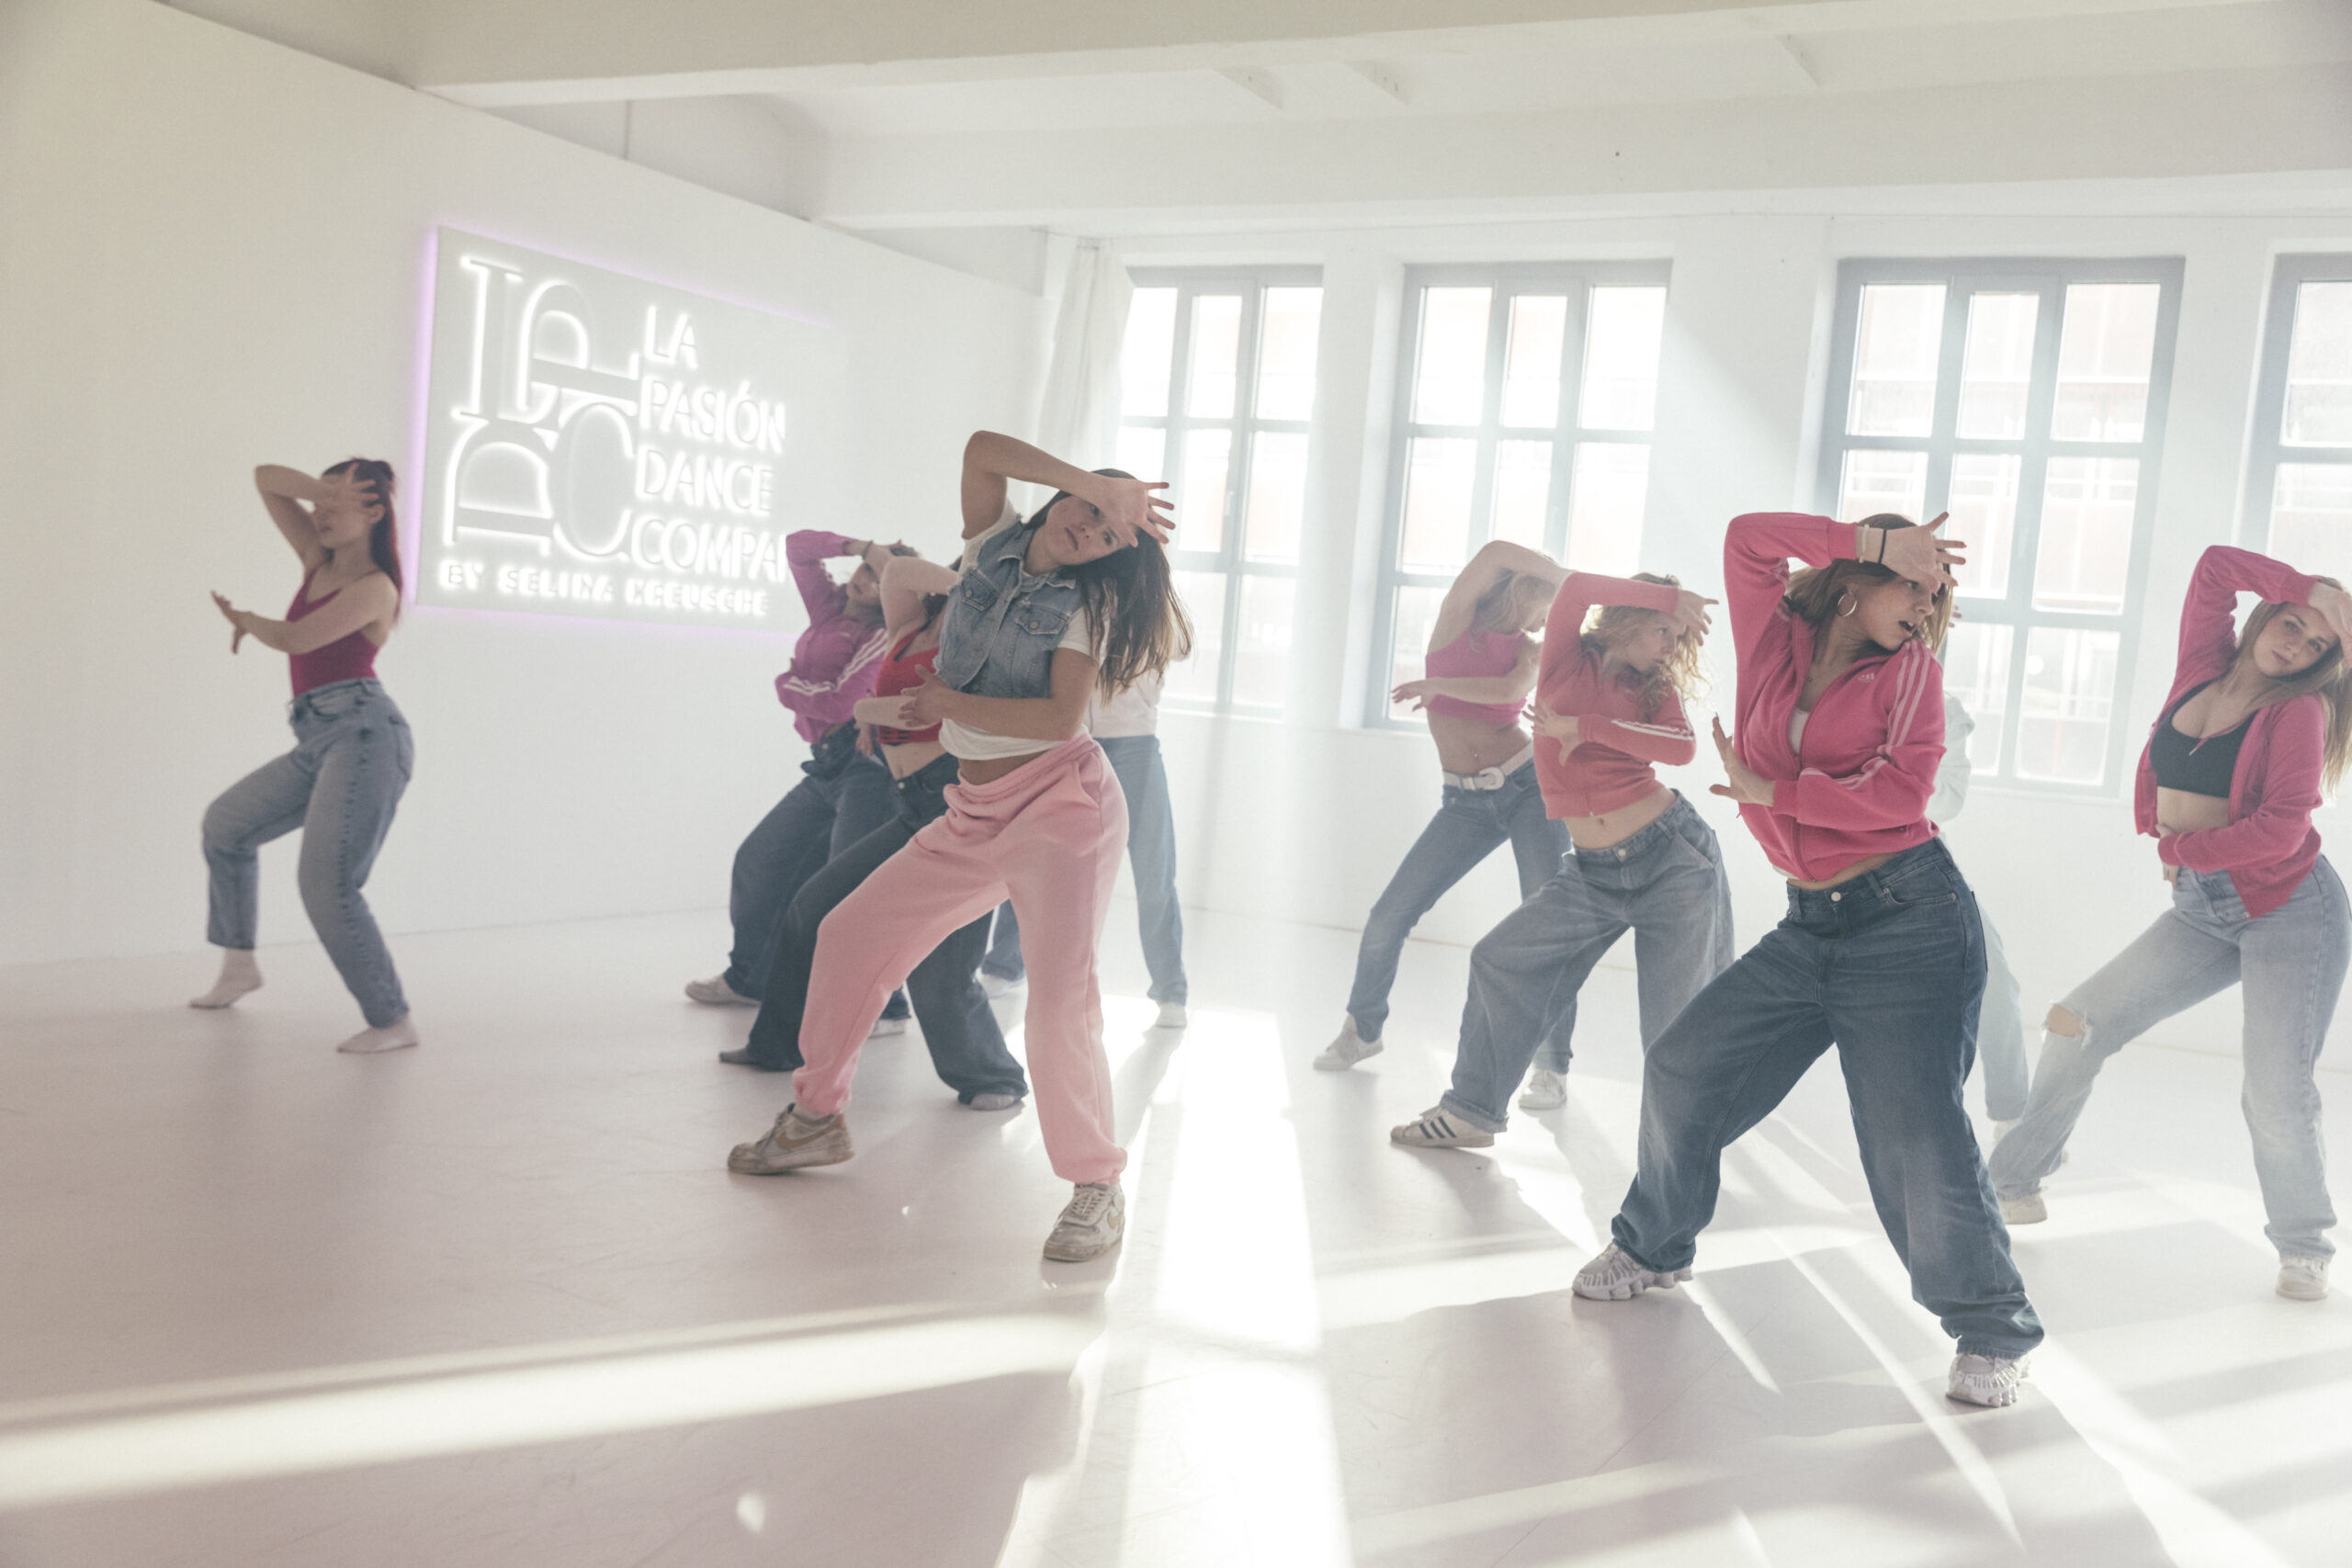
[
  {"x1": 980, "y1": 734, "x2": 1188, "y2": 1005},
  {"x1": 1346, "y1": 759, "x2": 1573, "y2": 1062},
  {"x1": 1441, "y1": 793, "x2": 1735, "y2": 1133},
  {"x1": 202, "y1": 678, "x2": 413, "y2": 1027},
  {"x1": 1989, "y1": 858, "x2": 2347, "y2": 1259},
  {"x1": 1611, "y1": 839, "x2": 2044, "y2": 1359},
  {"x1": 1976, "y1": 909, "x2": 2030, "y2": 1122}
]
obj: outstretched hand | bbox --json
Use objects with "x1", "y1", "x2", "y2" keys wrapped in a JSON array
[
  {"x1": 1391, "y1": 679, "x2": 1434, "y2": 714},
  {"x1": 1708, "y1": 716, "x2": 1775, "y2": 807},
  {"x1": 1668, "y1": 589, "x2": 1718, "y2": 645},
  {"x1": 1878, "y1": 513, "x2": 1967, "y2": 594},
  {"x1": 1531, "y1": 701, "x2": 1581, "y2": 762},
  {"x1": 1091, "y1": 475, "x2": 1174, "y2": 547},
  {"x1": 210, "y1": 591, "x2": 248, "y2": 654}
]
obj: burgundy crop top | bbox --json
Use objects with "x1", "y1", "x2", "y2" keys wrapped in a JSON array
[
  {"x1": 1424, "y1": 626, "x2": 1528, "y2": 725},
  {"x1": 287, "y1": 569, "x2": 382, "y2": 696},
  {"x1": 872, "y1": 629, "x2": 944, "y2": 747}
]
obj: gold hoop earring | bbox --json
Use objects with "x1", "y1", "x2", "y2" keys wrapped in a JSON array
[{"x1": 1836, "y1": 592, "x2": 1858, "y2": 618}]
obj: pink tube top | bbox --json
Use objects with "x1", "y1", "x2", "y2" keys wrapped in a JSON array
[{"x1": 1425, "y1": 626, "x2": 1527, "y2": 725}]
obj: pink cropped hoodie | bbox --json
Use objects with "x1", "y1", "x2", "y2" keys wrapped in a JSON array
[
  {"x1": 2142, "y1": 546, "x2": 2330, "y2": 919},
  {"x1": 1533, "y1": 572, "x2": 1699, "y2": 818},
  {"x1": 773, "y1": 530, "x2": 892, "y2": 743},
  {"x1": 1724, "y1": 513, "x2": 1945, "y2": 884}
]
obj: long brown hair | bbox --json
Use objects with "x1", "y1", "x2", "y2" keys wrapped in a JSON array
[
  {"x1": 1580, "y1": 572, "x2": 1706, "y2": 721},
  {"x1": 2235, "y1": 583, "x2": 2352, "y2": 792},
  {"x1": 1026, "y1": 472, "x2": 1195, "y2": 695},
  {"x1": 1782, "y1": 512, "x2": 1955, "y2": 654},
  {"x1": 323, "y1": 457, "x2": 402, "y2": 617}
]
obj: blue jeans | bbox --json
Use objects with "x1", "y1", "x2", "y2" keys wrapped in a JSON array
[
  {"x1": 1441, "y1": 794, "x2": 1735, "y2": 1133},
  {"x1": 1611, "y1": 839, "x2": 2044, "y2": 1359},
  {"x1": 1346, "y1": 758, "x2": 1569, "y2": 1051},
  {"x1": 1989, "y1": 858, "x2": 2347, "y2": 1259},
  {"x1": 202, "y1": 678, "x2": 413, "y2": 1027},
  {"x1": 1976, "y1": 909, "x2": 2029, "y2": 1122},
  {"x1": 978, "y1": 735, "x2": 1187, "y2": 1005},
  {"x1": 723, "y1": 725, "x2": 901, "y2": 1007}
]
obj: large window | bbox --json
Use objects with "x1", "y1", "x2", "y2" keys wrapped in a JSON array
[
  {"x1": 1368, "y1": 264, "x2": 1671, "y2": 727},
  {"x1": 2248, "y1": 255, "x2": 2352, "y2": 586},
  {"x1": 1819, "y1": 258, "x2": 2183, "y2": 795},
  {"x1": 1118, "y1": 268, "x2": 1323, "y2": 714}
]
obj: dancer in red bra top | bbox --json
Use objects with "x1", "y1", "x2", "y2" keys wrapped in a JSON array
[
  {"x1": 1317, "y1": 540, "x2": 1572, "y2": 1072},
  {"x1": 197, "y1": 458, "x2": 419, "y2": 1054}
]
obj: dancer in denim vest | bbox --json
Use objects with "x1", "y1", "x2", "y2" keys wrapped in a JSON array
[
  {"x1": 1317, "y1": 540, "x2": 1574, "y2": 1075},
  {"x1": 684, "y1": 531, "x2": 916, "y2": 1032},
  {"x1": 729, "y1": 433, "x2": 1192, "y2": 1264},
  {"x1": 196, "y1": 459, "x2": 418, "y2": 1055},
  {"x1": 1990, "y1": 547, "x2": 2352, "y2": 1303},
  {"x1": 1574, "y1": 511, "x2": 2044, "y2": 1410},
  {"x1": 1390, "y1": 570, "x2": 1734, "y2": 1148}
]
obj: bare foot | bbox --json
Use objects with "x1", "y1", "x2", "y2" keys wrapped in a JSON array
[
  {"x1": 336, "y1": 1017, "x2": 419, "y2": 1055},
  {"x1": 190, "y1": 951, "x2": 263, "y2": 1010}
]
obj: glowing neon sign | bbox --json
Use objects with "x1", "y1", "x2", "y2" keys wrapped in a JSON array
[{"x1": 419, "y1": 229, "x2": 841, "y2": 629}]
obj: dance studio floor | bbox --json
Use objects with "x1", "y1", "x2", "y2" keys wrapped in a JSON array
[{"x1": 1, "y1": 905, "x2": 2347, "y2": 1567}]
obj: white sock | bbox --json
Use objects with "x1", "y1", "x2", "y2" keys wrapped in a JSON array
[
  {"x1": 190, "y1": 949, "x2": 263, "y2": 1010},
  {"x1": 336, "y1": 1016, "x2": 419, "y2": 1055}
]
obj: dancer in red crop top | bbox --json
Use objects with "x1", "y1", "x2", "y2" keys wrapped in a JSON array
[
  {"x1": 1573, "y1": 512, "x2": 2045, "y2": 1410},
  {"x1": 1317, "y1": 540, "x2": 1570, "y2": 1070},
  {"x1": 1389, "y1": 570, "x2": 1735, "y2": 1149},
  {"x1": 196, "y1": 459, "x2": 418, "y2": 1054}
]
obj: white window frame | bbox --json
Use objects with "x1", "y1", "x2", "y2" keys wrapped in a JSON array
[
  {"x1": 1817, "y1": 256, "x2": 2185, "y2": 797},
  {"x1": 1366, "y1": 261, "x2": 1672, "y2": 730},
  {"x1": 1123, "y1": 265, "x2": 1321, "y2": 716},
  {"x1": 2246, "y1": 254, "x2": 2352, "y2": 559}
]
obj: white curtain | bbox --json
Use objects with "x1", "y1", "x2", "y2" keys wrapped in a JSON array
[{"x1": 1034, "y1": 239, "x2": 1133, "y2": 473}]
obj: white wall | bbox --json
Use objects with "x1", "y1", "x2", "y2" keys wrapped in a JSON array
[{"x1": 0, "y1": 0, "x2": 1042, "y2": 965}]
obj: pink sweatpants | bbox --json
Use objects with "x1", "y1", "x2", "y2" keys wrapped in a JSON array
[{"x1": 793, "y1": 735, "x2": 1131, "y2": 1185}]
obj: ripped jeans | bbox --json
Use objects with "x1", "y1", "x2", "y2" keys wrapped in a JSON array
[{"x1": 1988, "y1": 858, "x2": 2348, "y2": 1259}]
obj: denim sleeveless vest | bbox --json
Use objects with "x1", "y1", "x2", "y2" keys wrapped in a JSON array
[{"x1": 934, "y1": 521, "x2": 1088, "y2": 699}]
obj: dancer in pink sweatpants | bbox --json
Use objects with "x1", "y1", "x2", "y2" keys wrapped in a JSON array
[{"x1": 729, "y1": 431, "x2": 1193, "y2": 1263}]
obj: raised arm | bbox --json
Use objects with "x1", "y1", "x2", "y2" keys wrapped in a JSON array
[
  {"x1": 1536, "y1": 570, "x2": 1697, "y2": 694},
  {"x1": 785, "y1": 529, "x2": 864, "y2": 623},
  {"x1": 879, "y1": 554, "x2": 959, "y2": 639},
  {"x1": 1428, "y1": 540, "x2": 1566, "y2": 646},
  {"x1": 253, "y1": 465, "x2": 332, "y2": 572},
  {"x1": 2175, "y1": 547, "x2": 2332, "y2": 684},
  {"x1": 960, "y1": 431, "x2": 1170, "y2": 546}
]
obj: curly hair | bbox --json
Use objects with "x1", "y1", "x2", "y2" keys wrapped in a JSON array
[{"x1": 1579, "y1": 572, "x2": 1706, "y2": 720}]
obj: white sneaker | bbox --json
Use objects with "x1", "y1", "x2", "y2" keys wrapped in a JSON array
[
  {"x1": 335, "y1": 1018, "x2": 419, "y2": 1055},
  {"x1": 980, "y1": 972, "x2": 1025, "y2": 999},
  {"x1": 967, "y1": 1092, "x2": 1023, "y2": 1111},
  {"x1": 1519, "y1": 1067, "x2": 1567, "y2": 1111},
  {"x1": 1573, "y1": 1242, "x2": 1690, "y2": 1301},
  {"x1": 1153, "y1": 1002, "x2": 1190, "y2": 1030},
  {"x1": 1947, "y1": 1352, "x2": 2028, "y2": 1407},
  {"x1": 728, "y1": 1106, "x2": 853, "y2": 1174},
  {"x1": 867, "y1": 1014, "x2": 910, "y2": 1039},
  {"x1": 1390, "y1": 1107, "x2": 1494, "y2": 1149},
  {"x1": 2000, "y1": 1191, "x2": 2047, "y2": 1225},
  {"x1": 684, "y1": 975, "x2": 756, "y2": 1007},
  {"x1": 1043, "y1": 1182, "x2": 1125, "y2": 1261},
  {"x1": 1314, "y1": 1017, "x2": 1382, "y2": 1071},
  {"x1": 2278, "y1": 1255, "x2": 2332, "y2": 1301}
]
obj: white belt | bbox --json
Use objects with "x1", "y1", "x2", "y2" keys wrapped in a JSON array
[{"x1": 1442, "y1": 742, "x2": 1535, "y2": 792}]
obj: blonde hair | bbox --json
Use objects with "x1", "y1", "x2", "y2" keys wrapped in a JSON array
[
  {"x1": 1471, "y1": 569, "x2": 1547, "y2": 634},
  {"x1": 2235, "y1": 582, "x2": 2352, "y2": 793},
  {"x1": 1782, "y1": 513, "x2": 1955, "y2": 653},
  {"x1": 1580, "y1": 572, "x2": 1706, "y2": 721}
]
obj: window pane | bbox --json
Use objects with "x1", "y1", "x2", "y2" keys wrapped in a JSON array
[
  {"x1": 1388, "y1": 585, "x2": 1447, "y2": 719},
  {"x1": 1186, "y1": 295, "x2": 1244, "y2": 419},
  {"x1": 1563, "y1": 443, "x2": 1648, "y2": 578},
  {"x1": 1114, "y1": 425, "x2": 1167, "y2": 491},
  {"x1": 1956, "y1": 293, "x2": 2038, "y2": 440},
  {"x1": 2016, "y1": 626, "x2": 2120, "y2": 784},
  {"x1": 1230, "y1": 576, "x2": 1294, "y2": 710},
  {"x1": 2268, "y1": 462, "x2": 2352, "y2": 583},
  {"x1": 1948, "y1": 453, "x2": 2021, "y2": 600},
  {"x1": 1413, "y1": 288, "x2": 1492, "y2": 426},
  {"x1": 1491, "y1": 439, "x2": 1553, "y2": 548},
  {"x1": 1122, "y1": 288, "x2": 1178, "y2": 419},
  {"x1": 1399, "y1": 437, "x2": 1477, "y2": 572},
  {"x1": 1940, "y1": 621, "x2": 2013, "y2": 776},
  {"x1": 1175, "y1": 427, "x2": 1231, "y2": 554},
  {"x1": 2283, "y1": 280, "x2": 2352, "y2": 447},
  {"x1": 1838, "y1": 448, "x2": 1928, "y2": 524},
  {"x1": 1165, "y1": 571, "x2": 1227, "y2": 706},
  {"x1": 2052, "y1": 283, "x2": 2159, "y2": 442},
  {"x1": 1848, "y1": 284, "x2": 1945, "y2": 436},
  {"x1": 1255, "y1": 287, "x2": 1323, "y2": 422},
  {"x1": 2033, "y1": 457, "x2": 2137, "y2": 614},
  {"x1": 1500, "y1": 295, "x2": 1567, "y2": 428},
  {"x1": 1243, "y1": 431, "x2": 1309, "y2": 564},
  {"x1": 1580, "y1": 287, "x2": 1667, "y2": 433}
]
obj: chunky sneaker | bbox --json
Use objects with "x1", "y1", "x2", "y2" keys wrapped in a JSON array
[
  {"x1": 1043, "y1": 1182, "x2": 1125, "y2": 1261},
  {"x1": 1390, "y1": 1107, "x2": 1494, "y2": 1149},
  {"x1": 1153, "y1": 1002, "x2": 1190, "y2": 1030},
  {"x1": 1314, "y1": 1017, "x2": 1383, "y2": 1071},
  {"x1": 980, "y1": 972, "x2": 1025, "y2": 999},
  {"x1": 728, "y1": 1106, "x2": 853, "y2": 1174},
  {"x1": 866, "y1": 1015, "x2": 910, "y2": 1039},
  {"x1": 966, "y1": 1092, "x2": 1023, "y2": 1112},
  {"x1": 1572, "y1": 1243, "x2": 1690, "y2": 1301},
  {"x1": 2000, "y1": 1191, "x2": 2047, "y2": 1225},
  {"x1": 2278, "y1": 1255, "x2": 2332, "y2": 1301},
  {"x1": 685, "y1": 975, "x2": 756, "y2": 1007},
  {"x1": 1947, "y1": 1353, "x2": 2028, "y2": 1407},
  {"x1": 1519, "y1": 1067, "x2": 1567, "y2": 1111}
]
